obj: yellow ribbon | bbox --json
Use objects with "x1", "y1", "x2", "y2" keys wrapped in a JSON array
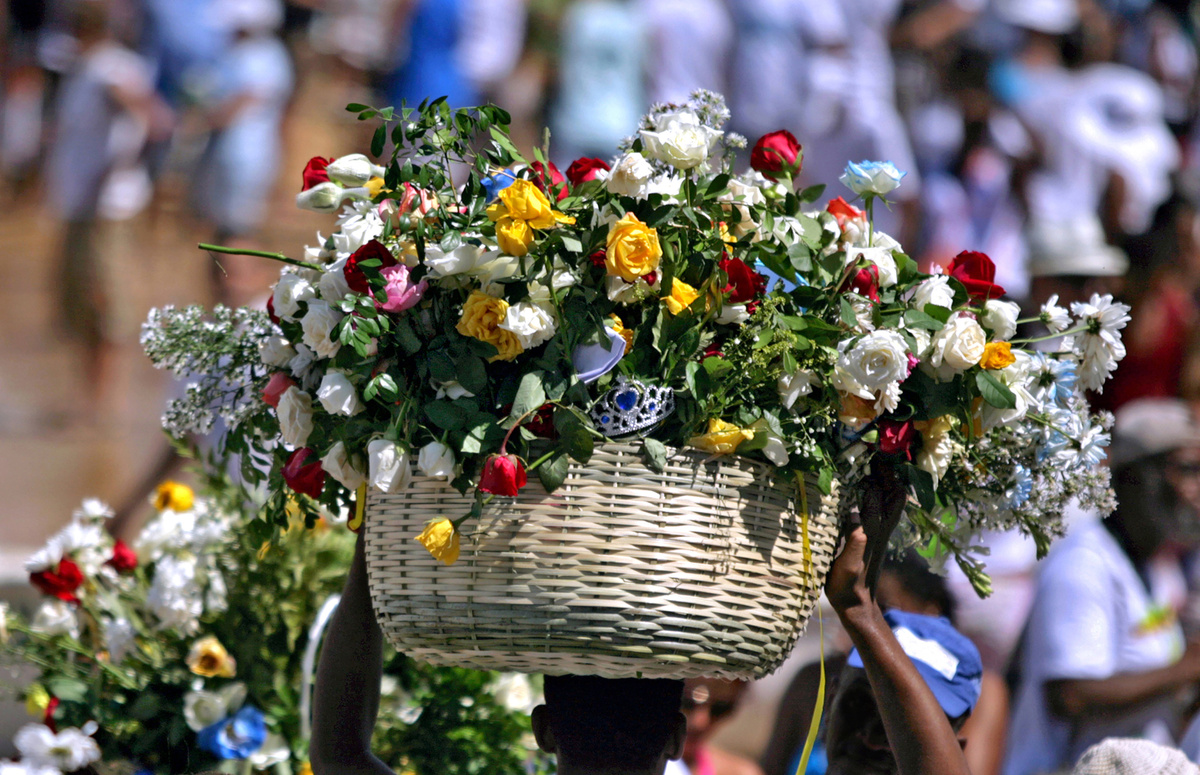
[
  {"x1": 794, "y1": 474, "x2": 825, "y2": 775},
  {"x1": 349, "y1": 484, "x2": 367, "y2": 533}
]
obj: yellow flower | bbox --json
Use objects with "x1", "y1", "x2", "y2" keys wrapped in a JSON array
[
  {"x1": 608, "y1": 314, "x2": 634, "y2": 354},
  {"x1": 980, "y1": 341, "x2": 1016, "y2": 370},
  {"x1": 838, "y1": 392, "x2": 880, "y2": 429},
  {"x1": 154, "y1": 480, "x2": 194, "y2": 512},
  {"x1": 494, "y1": 215, "x2": 534, "y2": 257},
  {"x1": 25, "y1": 684, "x2": 49, "y2": 717},
  {"x1": 456, "y1": 290, "x2": 524, "y2": 361},
  {"x1": 688, "y1": 418, "x2": 754, "y2": 455},
  {"x1": 298, "y1": 763, "x2": 313, "y2": 775},
  {"x1": 605, "y1": 213, "x2": 662, "y2": 281},
  {"x1": 416, "y1": 517, "x2": 460, "y2": 565},
  {"x1": 365, "y1": 176, "x2": 386, "y2": 198},
  {"x1": 187, "y1": 636, "x2": 237, "y2": 678},
  {"x1": 490, "y1": 179, "x2": 556, "y2": 227},
  {"x1": 663, "y1": 278, "x2": 701, "y2": 316},
  {"x1": 717, "y1": 221, "x2": 735, "y2": 245}
]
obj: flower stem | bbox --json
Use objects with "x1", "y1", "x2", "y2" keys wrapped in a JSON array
[
  {"x1": 524, "y1": 449, "x2": 557, "y2": 473},
  {"x1": 198, "y1": 243, "x2": 325, "y2": 272},
  {"x1": 1009, "y1": 325, "x2": 1088, "y2": 345}
]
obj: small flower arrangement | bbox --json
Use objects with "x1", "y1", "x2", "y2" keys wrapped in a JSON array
[
  {"x1": 144, "y1": 91, "x2": 1125, "y2": 593},
  {"x1": 1, "y1": 476, "x2": 538, "y2": 774}
]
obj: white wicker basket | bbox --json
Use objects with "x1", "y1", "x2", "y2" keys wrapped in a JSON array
[{"x1": 364, "y1": 442, "x2": 841, "y2": 679}]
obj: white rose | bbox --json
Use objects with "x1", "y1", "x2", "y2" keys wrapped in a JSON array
[
  {"x1": 907, "y1": 327, "x2": 933, "y2": 360},
  {"x1": 839, "y1": 161, "x2": 905, "y2": 197},
  {"x1": 982, "y1": 299, "x2": 1020, "y2": 341},
  {"x1": 31, "y1": 599, "x2": 78, "y2": 638},
  {"x1": 715, "y1": 304, "x2": 750, "y2": 325},
  {"x1": 300, "y1": 300, "x2": 343, "y2": 360},
  {"x1": 368, "y1": 439, "x2": 411, "y2": 494},
  {"x1": 912, "y1": 276, "x2": 954, "y2": 310},
  {"x1": 778, "y1": 369, "x2": 816, "y2": 410},
  {"x1": 319, "y1": 257, "x2": 353, "y2": 301},
  {"x1": 473, "y1": 252, "x2": 522, "y2": 287},
  {"x1": 317, "y1": 372, "x2": 365, "y2": 417},
  {"x1": 499, "y1": 302, "x2": 557, "y2": 349},
  {"x1": 276, "y1": 387, "x2": 314, "y2": 448},
  {"x1": 15, "y1": 724, "x2": 100, "y2": 774},
  {"x1": 333, "y1": 203, "x2": 385, "y2": 255},
  {"x1": 259, "y1": 335, "x2": 296, "y2": 368},
  {"x1": 272, "y1": 273, "x2": 316, "y2": 320},
  {"x1": 249, "y1": 733, "x2": 292, "y2": 769},
  {"x1": 720, "y1": 176, "x2": 766, "y2": 236},
  {"x1": 838, "y1": 331, "x2": 910, "y2": 392},
  {"x1": 848, "y1": 247, "x2": 898, "y2": 287},
  {"x1": 325, "y1": 153, "x2": 385, "y2": 187},
  {"x1": 926, "y1": 313, "x2": 986, "y2": 380},
  {"x1": 322, "y1": 441, "x2": 366, "y2": 490},
  {"x1": 606, "y1": 152, "x2": 654, "y2": 197},
  {"x1": 417, "y1": 441, "x2": 456, "y2": 479},
  {"x1": 916, "y1": 416, "x2": 955, "y2": 488},
  {"x1": 980, "y1": 351, "x2": 1034, "y2": 430},
  {"x1": 183, "y1": 690, "x2": 229, "y2": 732},
  {"x1": 433, "y1": 379, "x2": 474, "y2": 400},
  {"x1": 425, "y1": 244, "x2": 484, "y2": 277},
  {"x1": 639, "y1": 111, "x2": 722, "y2": 170},
  {"x1": 606, "y1": 274, "x2": 660, "y2": 304},
  {"x1": 643, "y1": 174, "x2": 684, "y2": 203}
]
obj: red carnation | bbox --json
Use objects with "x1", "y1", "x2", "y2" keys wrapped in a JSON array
[
  {"x1": 107, "y1": 540, "x2": 138, "y2": 573},
  {"x1": 565, "y1": 157, "x2": 611, "y2": 186},
  {"x1": 720, "y1": 256, "x2": 767, "y2": 304},
  {"x1": 849, "y1": 265, "x2": 880, "y2": 302},
  {"x1": 826, "y1": 197, "x2": 864, "y2": 229},
  {"x1": 262, "y1": 372, "x2": 296, "y2": 408},
  {"x1": 877, "y1": 420, "x2": 917, "y2": 460},
  {"x1": 947, "y1": 250, "x2": 1006, "y2": 300},
  {"x1": 344, "y1": 239, "x2": 399, "y2": 294},
  {"x1": 301, "y1": 156, "x2": 332, "y2": 191},
  {"x1": 283, "y1": 448, "x2": 327, "y2": 499},
  {"x1": 30, "y1": 558, "x2": 84, "y2": 603},
  {"x1": 479, "y1": 453, "x2": 527, "y2": 497},
  {"x1": 750, "y1": 130, "x2": 802, "y2": 180},
  {"x1": 531, "y1": 161, "x2": 568, "y2": 202}
]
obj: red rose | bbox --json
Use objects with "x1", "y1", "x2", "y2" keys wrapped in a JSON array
[
  {"x1": 826, "y1": 197, "x2": 864, "y2": 229},
  {"x1": 344, "y1": 239, "x2": 399, "y2": 294},
  {"x1": 107, "y1": 540, "x2": 138, "y2": 573},
  {"x1": 283, "y1": 448, "x2": 327, "y2": 499},
  {"x1": 720, "y1": 256, "x2": 767, "y2": 303},
  {"x1": 588, "y1": 249, "x2": 607, "y2": 267},
  {"x1": 262, "y1": 372, "x2": 296, "y2": 408},
  {"x1": 44, "y1": 696, "x2": 59, "y2": 733},
  {"x1": 531, "y1": 161, "x2": 568, "y2": 202},
  {"x1": 266, "y1": 296, "x2": 280, "y2": 325},
  {"x1": 702, "y1": 341, "x2": 725, "y2": 360},
  {"x1": 947, "y1": 250, "x2": 1005, "y2": 300},
  {"x1": 479, "y1": 453, "x2": 527, "y2": 497},
  {"x1": 877, "y1": 420, "x2": 917, "y2": 459},
  {"x1": 301, "y1": 156, "x2": 332, "y2": 191},
  {"x1": 30, "y1": 557, "x2": 83, "y2": 603},
  {"x1": 565, "y1": 157, "x2": 611, "y2": 186},
  {"x1": 849, "y1": 265, "x2": 880, "y2": 302},
  {"x1": 750, "y1": 130, "x2": 802, "y2": 180}
]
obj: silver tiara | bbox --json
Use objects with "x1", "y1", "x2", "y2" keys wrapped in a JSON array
[{"x1": 589, "y1": 376, "x2": 675, "y2": 438}]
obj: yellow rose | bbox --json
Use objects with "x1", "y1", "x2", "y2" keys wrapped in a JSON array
[
  {"x1": 608, "y1": 314, "x2": 634, "y2": 354},
  {"x1": 154, "y1": 480, "x2": 193, "y2": 512},
  {"x1": 606, "y1": 213, "x2": 662, "y2": 281},
  {"x1": 492, "y1": 179, "x2": 557, "y2": 227},
  {"x1": 494, "y1": 215, "x2": 534, "y2": 257},
  {"x1": 688, "y1": 418, "x2": 754, "y2": 455},
  {"x1": 456, "y1": 291, "x2": 524, "y2": 362},
  {"x1": 980, "y1": 341, "x2": 1016, "y2": 370},
  {"x1": 663, "y1": 278, "x2": 700, "y2": 316},
  {"x1": 838, "y1": 392, "x2": 880, "y2": 429},
  {"x1": 416, "y1": 517, "x2": 460, "y2": 565},
  {"x1": 187, "y1": 636, "x2": 237, "y2": 678},
  {"x1": 25, "y1": 684, "x2": 50, "y2": 717}
]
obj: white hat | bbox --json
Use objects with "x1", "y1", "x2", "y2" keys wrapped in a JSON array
[
  {"x1": 1072, "y1": 738, "x2": 1199, "y2": 775},
  {"x1": 1110, "y1": 399, "x2": 1200, "y2": 469},
  {"x1": 211, "y1": 0, "x2": 283, "y2": 33},
  {"x1": 993, "y1": 0, "x2": 1080, "y2": 34},
  {"x1": 1026, "y1": 216, "x2": 1128, "y2": 278}
]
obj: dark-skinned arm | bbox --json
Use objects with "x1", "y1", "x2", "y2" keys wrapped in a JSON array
[
  {"x1": 309, "y1": 530, "x2": 394, "y2": 775},
  {"x1": 827, "y1": 528, "x2": 972, "y2": 775},
  {"x1": 1046, "y1": 642, "x2": 1200, "y2": 722}
]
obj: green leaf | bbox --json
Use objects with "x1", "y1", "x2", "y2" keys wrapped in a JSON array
[
  {"x1": 839, "y1": 297, "x2": 857, "y2": 328},
  {"x1": 908, "y1": 465, "x2": 937, "y2": 511},
  {"x1": 560, "y1": 235, "x2": 583, "y2": 254},
  {"x1": 642, "y1": 438, "x2": 668, "y2": 473},
  {"x1": 923, "y1": 304, "x2": 953, "y2": 324},
  {"x1": 799, "y1": 184, "x2": 826, "y2": 203},
  {"x1": 509, "y1": 371, "x2": 547, "y2": 419},
  {"x1": 976, "y1": 369, "x2": 1017, "y2": 409},
  {"x1": 455, "y1": 355, "x2": 488, "y2": 395},
  {"x1": 537, "y1": 452, "x2": 570, "y2": 492},
  {"x1": 903, "y1": 308, "x2": 945, "y2": 331},
  {"x1": 425, "y1": 400, "x2": 467, "y2": 431},
  {"x1": 561, "y1": 424, "x2": 594, "y2": 463},
  {"x1": 371, "y1": 125, "x2": 386, "y2": 158},
  {"x1": 817, "y1": 466, "x2": 834, "y2": 496},
  {"x1": 46, "y1": 677, "x2": 89, "y2": 703},
  {"x1": 394, "y1": 317, "x2": 422, "y2": 354}
]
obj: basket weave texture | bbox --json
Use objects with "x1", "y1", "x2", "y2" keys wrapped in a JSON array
[{"x1": 365, "y1": 442, "x2": 841, "y2": 679}]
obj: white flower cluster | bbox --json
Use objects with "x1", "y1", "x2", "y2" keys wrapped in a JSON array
[
  {"x1": 137, "y1": 499, "x2": 232, "y2": 632},
  {"x1": 10, "y1": 722, "x2": 100, "y2": 775}
]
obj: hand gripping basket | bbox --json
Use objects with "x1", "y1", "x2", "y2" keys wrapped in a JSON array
[{"x1": 364, "y1": 442, "x2": 841, "y2": 679}]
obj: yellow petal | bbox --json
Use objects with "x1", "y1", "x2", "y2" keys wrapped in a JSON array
[{"x1": 416, "y1": 518, "x2": 461, "y2": 565}]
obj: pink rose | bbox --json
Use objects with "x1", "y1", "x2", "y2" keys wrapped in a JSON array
[
  {"x1": 377, "y1": 264, "x2": 428, "y2": 313},
  {"x1": 262, "y1": 372, "x2": 296, "y2": 407}
]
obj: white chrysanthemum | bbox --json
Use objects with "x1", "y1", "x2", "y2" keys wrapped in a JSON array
[
  {"x1": 332, "y1": 200, "x2": 384, "y2": 255},
  {"x1": 146, "y1": 554, "x2": 202, "y2": 633},
  {"x1": 1066, "y1": 294, "x2": 1131, "y2": 392},
  {"x1": 14, "y1": 723, "x2": 99, "y2": 774},
  {"x1": 72, "y1": 498, "x2": 113, "y2": 522},
  {"x1": 1039, "y1": 293, "x2": 1072, "y2": 333},
  {"x1": 50, "y1": 521, "x2": 108, "y2": 576},
  {"x1": 25, "y1": 539, "x2": 63, "y2": 574}
]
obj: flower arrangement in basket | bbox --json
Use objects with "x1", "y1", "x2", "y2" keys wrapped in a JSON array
[{"x1": 143, "y1": 91, "x2": 1124, "y2": 602}]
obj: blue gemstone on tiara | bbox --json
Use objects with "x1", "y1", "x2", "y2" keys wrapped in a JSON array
[{"x1": 589, "y1": 376, "x2": 676, "y2": 438}]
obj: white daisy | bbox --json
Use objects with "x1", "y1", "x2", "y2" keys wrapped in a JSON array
[{"x1": 1039, "y1": 293, "x2": 1072, "y2": 333}]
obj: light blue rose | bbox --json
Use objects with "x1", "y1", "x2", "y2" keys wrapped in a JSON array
[
  {"x1": 197, "y1": 705, "x2": 267, "y2": 760},
  {"x1": 481, "y1": 170, "x2": 517, "y2": 202},
  {"x1": 839, "y1": 161, "x2": 905, "y2": 197}
]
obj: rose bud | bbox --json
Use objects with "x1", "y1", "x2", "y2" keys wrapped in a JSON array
[
  {"x1": 566, "y1": 157, "x2": 611, "y2": 186},
  {"x1": 826, "y1": 197, "x2": 864, "y2": 228},
  {"x1": 283, "y1": 448, "x2": 327, "y2": 499},
  {"x1": 531, "y1": 160, "x2": 568, "y2": 202},
  {"x1": 262, "y1": 372, "x2": 296, "y2": 408},
  {"x1": 479, "y1": 453, "x2": 528, "y2": 497},
  {"x1": 947, "y1": 250, "x2": 1006, "y2": 300},
  {"x1": 344, "y1": 239, "x2": 399, "y2": 294},
  {"x1": 849, "y1": 265, "x2": 880, "y2": 302},
  {"x1": 416, "y1": 517, "x2": 461, "y2": 565},
  {"x1": 750, "y1": 130, "x2": 802, "y2": 180},
  {"x1": 107, "y1": 540, "x2": 138, "y2": 573},
  {"x1": 877, "y1": 419, "x2": 917, "y2": 460},
  {"x1": 720, "y1": 256, "x2": 767, "y2": 303},
  {"x1": 30, "y1": 558, "x2": 84, "y2": 603},
  {"x1": 301, "y1": 156, "x2": 332, "y2": 190}
]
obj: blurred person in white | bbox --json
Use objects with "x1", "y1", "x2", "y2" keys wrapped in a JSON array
[
  {"x1": 638, "y1": 0, "x2": 733, "y2": 105},
  {"x1": 45, "y1": 0, "x2": 172, "y2": 407},
  {"x1": 790, "y1": 0, "x2": 921, "y2": 246},
  {"x1": 1024, "y1": 214, "x2": 1128, "y2": 318},
  {"x1": 459, "y1": 0, "x2": 528, "y2": 103},
  {"x1": 724, "y1": 0, "x2": 806, "y2": 146},
  {"x1": 550, "y1": 0, "x2": 645, "y2": 165},
  {"x1": 192, "y1": 0, "x2": 293, "y2": 304},
  {"x1": 1003, "y1": 398, "x2": 1200, "y2": 775},
  {"x1": 663, "y1": 678, "x2": 761, "y2": 775}
]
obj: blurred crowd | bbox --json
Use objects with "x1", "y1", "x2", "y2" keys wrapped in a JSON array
[{"x1": 8, "y1": 0, "x2": 1200, "y2": 774}]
